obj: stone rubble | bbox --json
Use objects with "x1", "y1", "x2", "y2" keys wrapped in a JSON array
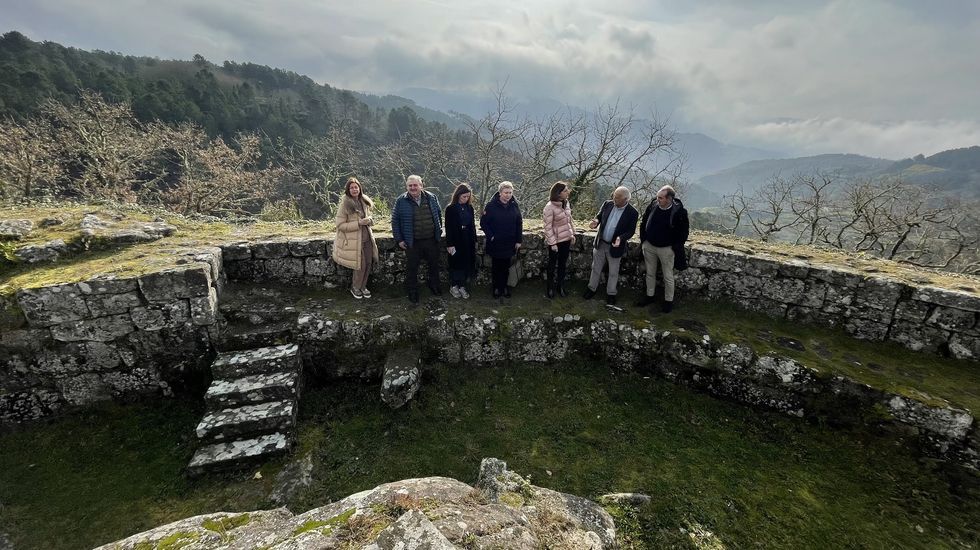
[{"x1": 380, "y1": 346, "x2": 421, "y2": 409}]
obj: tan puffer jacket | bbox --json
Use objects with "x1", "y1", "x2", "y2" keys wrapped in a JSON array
[
  {"x1": 543, "y1": 200, "x2": 575, "y2": 246},
  {"x1": 333, "y1": 196, "x2": 379, "y2": 270}
]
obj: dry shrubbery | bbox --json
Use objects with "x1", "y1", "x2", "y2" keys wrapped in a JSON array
[{"x1": 0, "y1": 91, "x2": 279, "y2": 216}]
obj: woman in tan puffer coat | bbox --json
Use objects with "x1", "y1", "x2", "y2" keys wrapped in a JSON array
[
  {"x1": 542, "y1": 180, "x2": 575, "y2": 299},
  {"x1": 333, "y1": 177, "x2": 379, "y2": 299}
]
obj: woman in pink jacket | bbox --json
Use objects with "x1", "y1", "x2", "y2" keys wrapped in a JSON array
[{"x1": 542, "y1": 181, "x2": 575, "y2": 299}]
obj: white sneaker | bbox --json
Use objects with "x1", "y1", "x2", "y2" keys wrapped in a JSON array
[
  {"x1": 350, "y1": 288, "x2": 362, "y2": 299},
  {"x1": 449, "y1": 286, "x2": 462, "y2": 298},
  {"x1": 361, "y1": 288, "x2": 372, "y2": 298},
  {"x1": 459, "y1": 287, "x2": 470, "y2": 299}
]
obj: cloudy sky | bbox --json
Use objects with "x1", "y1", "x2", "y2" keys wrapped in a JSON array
[{"x1": 5, "y1": 0, "x2": 980, "y2": 159}]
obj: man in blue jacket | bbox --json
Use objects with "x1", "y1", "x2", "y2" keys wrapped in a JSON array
[
  {"x1": 391, "y1": 175, "x2": 443, "y2": 303},
  {"x1": 583, "y1": 186, "x2": 639, "y2": 305}
]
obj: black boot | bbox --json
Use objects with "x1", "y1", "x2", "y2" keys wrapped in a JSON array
[
  {"x1": 546, "y1": 281, "x2": 556, "y2": 299},
  {"x1": 558, "y1": 284, "x2": 568, "y2": 298}
]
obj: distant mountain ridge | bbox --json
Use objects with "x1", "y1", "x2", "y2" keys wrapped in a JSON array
[
  {"x1": 395, "y1": 87, "x2": 784, "y2": 179},
  {"x1": 695, "y1": 146, "x2": 980, "y2": 202}
]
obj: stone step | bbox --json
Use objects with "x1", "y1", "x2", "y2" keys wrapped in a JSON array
[
  {"x1": 205, "y1": 371, "x2": 300, "y2": 408},
  {"x1": 187, "y1": 432, "x2": 291, "y2": 475},
  {"x1": 211, "y1": 343, "x2": 301, "y2": 379},
  {"x1": 195, "y1": 400, "x2": 297, "y2": 442},
  {"x1": 215, "y1": 321, "x2": 295, "y2": 353}
]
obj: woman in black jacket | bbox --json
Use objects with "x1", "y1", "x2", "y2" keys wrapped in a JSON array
[
  {"x1": 444, "y1": 183, "x2": 477, "y2": 299},
  {"x1": 480, "y1": 181, "x2": 523, "y2": 299}
]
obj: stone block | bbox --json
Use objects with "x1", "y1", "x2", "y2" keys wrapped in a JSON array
[
  {"x1": 808, "y1": 264, "x2": 862, "y2": 287},
  {"x1": 189, "y1": 287, "x2": 219, "y2": 326},
  {"x1": 50, "y1": 314, "x2": 136, "y2": 342},
  {"x1": 101, "y1": 368, "x2": 163, "y2": 396},
  {"x1": 14, "y1": 239, "x2": 67, "y2": 263},
  {"x1": 892, "y1": 300, "x2": 932, "y2": 323},
  {"x1": 32, "y1": 349, "x2": 82, "y2": 376},
  {"x1": 265, "y1": 257, "x2": 305, "y2": 282},
  {"x1": 224, "y1": 259, "x2": 264, "y2": 281},
  {"x1": 675, "y1": 267, "x2": 708, "y2": 291},
  {"x1": 251, "y1": 240, "x2": 291, "y2": 259},
  {"x1": 743, "y1": 255, "x2": 781, "y2": 277},
  {"x1": 844, "y1": 318, "x2": 889, "y2": 341},
  {"x1": 58, "y1": 373, "x2": 110, "y2": 405},
  {"x1": 885, "y1": 395, "x2": 973, "y2": 440},
  {"x1": 0, "y1": 218, "x2": 33, "y2": 239},
  {"x1": 913, "y1": 286, "x2": 980, "y2": 312},
  {"x1": 690, "y1": 245, "x2": 748, "y2": 272},
  {"x1": 948, "y1": 333, "x2": 980, "y2": 360},
  {"x1": 381, "y1": 347, "x2": 421, "y2": 409},
  {"x1": 138, "y1": 265, "x2": 212, "y2": 303},
  {"x1": 16, "y1": 283, "x2": 90, "y2": 327},
  {"x1": 288, "y1": 238, "x2": 326, "y2": 257},
  {"x1": 777, "y1": 259, "x2": 810, "y2": 279},
  {"x1": 887, "y1": 321, "x2": 948, "y2": 353},
  {"x1": 131, "y1": 301, "x2": 190, "y2": 331},
  {"x1": 760, "y1": 277, "x2": 805, "y2": 304},
  {"x1": 853, "y1": 276, "x2": 906, "y2": 311},
  {"x1": 925, "y1": 306, "x2": 977, "y2": 332},
  {"x1": 85, "y1": 291, "x2": 143, "y2": 317},
  {"x1": 81, "y1": 341, "x2": 123, "y2": 371},
  {"x1": 222, "y1": 242, "x2": 253, "y2": 261},
  {"x1": 78, "y1": 277, "x2": 139, "y2": 295}
]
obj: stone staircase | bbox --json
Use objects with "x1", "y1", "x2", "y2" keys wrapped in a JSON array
[{"x1": 188, "y1": 344, "x2": 302, "y2": 475}]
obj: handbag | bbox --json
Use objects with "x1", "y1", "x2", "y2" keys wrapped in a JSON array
[{"x1": 508, "y1": 253, "x2": 524, "y2": 287}]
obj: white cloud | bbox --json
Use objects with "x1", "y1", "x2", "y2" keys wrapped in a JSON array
[{"x1": 2, "y1": 0, "x2": 978, "y2": 158}]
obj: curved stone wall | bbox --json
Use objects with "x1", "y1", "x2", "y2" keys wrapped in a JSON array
[
  {"x1": 221, "y1": 233, "x2": 980, "y2": 360},
  {"x1": 1, "y1": 233, "x2": 978, "y2": 470}
]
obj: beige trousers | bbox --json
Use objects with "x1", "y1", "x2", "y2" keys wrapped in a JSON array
[{"x1": 642, "y1": 241, "x2": 676, "y2": 301}]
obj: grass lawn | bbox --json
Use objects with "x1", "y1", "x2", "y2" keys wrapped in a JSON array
[{"x1": 1, "y1": 362, "x2": 977, "y2": 549}]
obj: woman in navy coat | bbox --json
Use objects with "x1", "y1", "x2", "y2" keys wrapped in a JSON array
[
  {"x1": 480, "y1": 181, "x2": 523, "y2": 298},
  {"x1": 444, "y1": 183, "x2": 477, "y2": 298}
]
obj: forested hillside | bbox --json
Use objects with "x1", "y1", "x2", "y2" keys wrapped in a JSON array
[{"x1": 0, "y1": 32, "x2": 684, "y2": 219}]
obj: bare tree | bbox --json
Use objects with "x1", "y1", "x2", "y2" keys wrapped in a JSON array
[
  {"x1": 0, "y1": 116, "x2": 60, "y2": 199},
  {"x1": 278, "y1": 121, "x2": 359, "y2": 211},
  {"x1": 160, "y1": 126, "x2": 280, "y2": 216},
  {"x1": 465, "y1": 85, "x2": 533, "y2": 208},
  {"x1": 41, "y1": 91, "x2": 168, "y2": 202}
]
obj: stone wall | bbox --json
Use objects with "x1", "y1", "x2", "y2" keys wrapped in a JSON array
[
  {"x1": 237, "y1": 308, "x2": 974, "y2": 469},
  {"x1": 0, "y1": 248, "x2": 223, "y2": 422},
  {"x1": 221, "y1": 233, "x2": 980, "y2": 360}
]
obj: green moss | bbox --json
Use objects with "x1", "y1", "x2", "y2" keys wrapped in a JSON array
[
  {"x1": 499, "y1": 491, "x2": 525, "y2": 508},
  {"x1": 131, "y1": 531, "x2": 200, "y2": 550},
  {"x1": 291, "y1": 507, "x2": 356, "y2": 537},
  {"x1": 201, "y1": 513, "x2": 251, "y2": 541}
]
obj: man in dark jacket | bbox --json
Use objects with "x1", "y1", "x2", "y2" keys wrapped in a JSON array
[
  {"x1": 583, "y1": 186, "x2": 639, "y2": 305},
  {"x1": 391, "y1": 174, "x2": 443, "y2": 303},
  {"x1": 637, "y1": 184, "x2": 689, "y2": 312}
]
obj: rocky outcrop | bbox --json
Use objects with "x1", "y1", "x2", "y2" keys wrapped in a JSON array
[
  {"x1": 95, "y1": 459, "x2": 617, "y2": 550},
  {"x1": 0, "y1": 219, "x2": 33, "y2": 240}
]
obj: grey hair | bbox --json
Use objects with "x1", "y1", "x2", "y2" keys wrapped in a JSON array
[
  {"x1": 613, "y1": 186, "x2": 631, "y2": 200},
  {"x1": 658, "y1": 185, "x2": 676, "y2": 198},
  {"x1": 406, "y1": 175, "x2": 423, "y2": 185},
  {"x1": 498, "y1": 181, "x2": 515, "y2": 192}
]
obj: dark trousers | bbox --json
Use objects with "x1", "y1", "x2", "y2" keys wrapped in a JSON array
[
  {"x1": 546, "y1": 240, "x2": 571, "y2": 288},
  {"x1": 491, "y1": 257, "x2": 510, "y2": 292},
  {"x1": 449, "y1": 268, "x2": 469, "y2": 288},
  {"x1": 405, "y1": 237, "x2": 440, "y2": 291}
]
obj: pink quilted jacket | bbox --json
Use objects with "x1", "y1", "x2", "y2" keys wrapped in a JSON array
[{"x1": 543, "y1": 200, "x2": 575, "y2": 246}]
